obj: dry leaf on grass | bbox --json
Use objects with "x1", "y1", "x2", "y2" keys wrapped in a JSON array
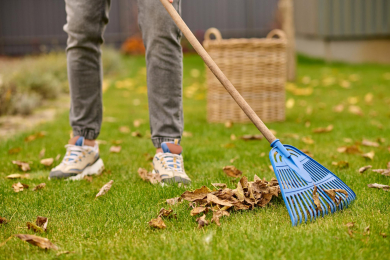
[
  {"x1": 33, "y1": 183, "x2": 46, "y2": 191},
  {"x1": 95, "y1": 180, "x2": 114, "y2": 199},
  {"x1": 224, "y1": 120, "x2": 233, "y2": 128},
  {"x1": 345, "y1": 222, "x2": 355, "y2": 228},
  {"x1": 6, "y1": 174, "x2": 29, "y2": 179},
  {"x1": 158, "y1": 208, "x2": 176, "y2": 218},
  {"x1": 133, "y1": 119, "x2": 142, "y2": 127},
  {"x1": 313, "y1": 125, "x2": 333, "y2": 133},
  {"x1": 362, "y1": 139, "x2": 379, "y2": 147},
  {"x1": 207, "y1": 194, "x2": 233, "y2": 207},
  {"x1": 212, "y1": 183, "x2": 227, "y2": 189},
  {"x1": 56, "y1": 251, "x2": 75, "y2": 256},
  {"x1": 337, "y1": 145, "x2": 361, "y2": 154},
  {"x1": 332, "y1": 161, "x2": 349, "y2": 169},
  {"x1": 372, "y1": 169, "x2": 390, "y2": 176},
  {"x1": 324, "y1": 189, "x2": 348, "y2": 206},
  {"x1": 211, "y1": 210, "x2": 230, "y2": 226},
  {"x1": 166, "y1": 197, "x2": 182, "y2": 205},
  {"x1": 109, "y1": 146, "x2": 122, "y2": 153},
  {"x1": 359, "y1": 165, "x2": 372, "y2": 173},
  {"x1": 131, "y1": 131, "x2": 142, "y2": 137},
  {"x1": 240, "y1": 135, "x2": 263, "y2": 141},
  {"x1": 24, "y1": 132, "x2": 46, "y2": 142},
  {"x1": 15, "y1": 234, "x2": 58, "y2": 250},
  {"x1": 8, "y1": 147, "x2": 22, "y2": 155},
  {"x1": 148, "y1": 216, "x2": 166, "y2": 229},
  {"x1": 367, "y1": 183, "x2": 390, "y2": 191},
  {"x1": 12, "y1": 182, "x2": 28, "y2": 192},
  {"x1": 349, "y1": 105, "x2": 363, "y2": 116},
  {"x1": 333, "y1": 104, "x2": 344, "y2": 112},
  {"x1": 183, "y1": 131, "x2": 193, "y2": 137},
  {"x1": 84, "y1": 176, "x2": 93, "y2": 182},
  {"x1": 40, "y1": 158, "x2": 54, "y2": 167},
  {"x1": 138, "y1": 168, "x2": 162, "y2": 184},
  {"x1": 190, "y1": 207, "x2": 208, "y2": 216},
  {"x1": 196, "y1": 215, "x2": 209, "y2": 229},
  {"x1": 36, "y1": 216, "x2": 48, "y2": 231},
  {"x1": 223, "y1": 166, "x2": 242, "y2": 178},
  {"x1": 12, "y1": 161, "x2": 30, "y2": 172},
  {"x1": 39, "y1": 149, "x2": 46, "y2": 158},
  {"x1": 27, "y1": 222, "x2": 44, "y2": 233},
  {"x1": 380, "y1": 233, "x2": 387, "y2": 238},
  {"x1": 0, "y1": 217, "x2": 7, "y2": 224},
  {"x1": 313, "y1": 186, "x2": 322, "y2": 212},
  {"x1": 302, "y1": 136, "x2": 314, "y2": 145},
  {"x1": 230, "y1": 134, "x2": 237, "y2": 141},
  {"x1": 181, "y1": 186, "x2": 211, "y2": 202},
  {"x1": 364, "y1": 226, "x2": 370, "y2": 235},
  {"x1": 362, "y1": 151, "x2": 375, "y2": 160},
  {"x1": 119, "y1": 126, "x2": 130, "y2": 133},
  {"x1": 55, "y1": 154, "x2": 61, "y2": 161}
]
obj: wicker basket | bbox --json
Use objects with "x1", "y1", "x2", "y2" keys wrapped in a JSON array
[{"x1": 203, "y1": 28, "x2": 287, "y2": 123}]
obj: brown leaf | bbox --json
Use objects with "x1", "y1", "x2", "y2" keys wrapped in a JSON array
[
  {"x1": 207, "y1": 194, "x2": 233, "y2": 207},
  {"x1": 240, "y1": 135, "x2": 263, "y2": 141},
  {"x1": 349, "y1": 105, "x2": 363, "y2": 116},
  {"x1": 36, "y1": 216, "x2": 48, "y2": 231},
  {"x1": 6, "y1": 173, "x2": 29, "y2": 179},
  {"x1": 301, "y1": 149, "x2": 314, "y2": 157},
  {"x1": 223, "y1": 166, "x2": 242, "y2": 178},
  {"x1": 0, "y1": 217, "x2": 7, "y2": 224},
  {"x1": 362, "y1": 139, "x2": 379, "y2": 147},
  {"x1": 12, "y1": 182, "x2": 28, "y2": 192},
  {"x1": 364, "y1": 225, "x2": 370, "y2": 235},
  {"x1": 211, "y1": 210, "x2": 230, "y2": 226},
  {"x1": 8, "y1": 147, "x2": 21, "y2": 155},
  {"x1": 333, "y1": 104, "x2": 344, "y2": 112},
  {"x1": 233, "y1": 182, "x2": 245, "y2": 202},
  {"x1": 166, "y1": 197, "x2": 182, "y2": 205},
  {"x1": 196, "y1": 215, "x2": 209, "y2": 229},
  {"x1": 324, "y1": 189, "x2": 348, "y2": 206},
  {"x1": 148, "y1": 216, "x2": 166, "y2": 229},
  {"x1": 239, "y1": 176, "x2": 248, "y2": 190},
  {"x1": 372, "y1": 169, "x2": 390, "y2": 176},
  {"x1": 190, "y1": 207, "x2": 208, "y2": 216},
  {"x1": 233, "y1": 201, "x2": 250, "y2": 210},
  {"x1": 332, "y1": 161, "x2": 349, "y2": 169},
  {"x1": 212, "y1": 188, "x2": 234, "y2": 200},
  {"x1": 40, "y1": 158, "x2": 54, "y2": 167},
  {"x1": 95, "y1": 180, "x2": 114, "y2": 198},
  {"x1": 109, "y1": 146, "x2": 122, "y2": 153},
  {"x1": 258, "y1": 193, "x2": 274, "y2": 207},
  {"x1": 84, "y1": 176, "x2": 93, "y2": 182},
  {"x1": 359, "y1": 165, "x2": 372, "y2": 173},
  {"x1": 56, "y1": 251, "x2": 75, "y2": 256},
  {"x1": 12, "y1": 161, "x2": 31, "y2": 172},
  {"x1": 55, "y1": 154, "x2": 61, "y2": 161},
  {"x1": 15, "y1": 234, "x2": 58, "y2": 250},
  {"x1": 362, "y1": 151, "x2": 375, "y2": 160},
  {"x1": 181, "y1": 186, "x2": 211, "y2": 202},
  {"x1": 119, "y1": 126, "x2": 130, "y2": 133},
  {"x1": 380, "y1": 233, "x2": 387, "y2": 238},
  {"x1": 224, "y1": 120, "x2": 233, "y2": 128},
  {"x1": 302, "y1": 136, "x2": 314, "y2": 144},
  {"x1": 38, "y1": 148, "x2": 46, "y2": 158},
  {"x1": 348, "y1": 229, "x2": 355, "y2": 238},
  {"x1": 313, "y1": 186, "x2": 322, "y2": 212},
  {"x1": 158, "y1": 208, "x2": 176, "y2": 219},
  {"x1": 313, "y1": 125, "x2": 333, "y2": 133},
  {"x1": 133, "y1": 119, "x2": 142, "y2": 127},
  {"x1": 183, "y1": 131, "x2": 193, "y2": 137},
  {"x1": 337, "y1": 145, "x2": 361, "y2": 154},
  {"x1": 137, "y1": 168, "x2": 162, "y2": 184},
  {"x1": 345, "y1": 222, "x2": 355, "y2": 228},
  {"x1": 367, "y1": 183, "x2": 390, "y2": 191},
  {"x1": 24, "y1": 132, "x2": 46, "y2": 142},
  {"x1": 212, "y1": 183, "x2": 227, "y2": 189},
  {"x1": 27, "y1": 222, "x2": 44, "y2": 233},
  {"x1": 131, "y1": 131, "x2": 142, "y2": 137},
  {"x1": 33, "y1": 183, "x2": 46, "y2": 191}
]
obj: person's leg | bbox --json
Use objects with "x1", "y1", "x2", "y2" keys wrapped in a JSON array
[
  {"x1": 137, "y1": 0, "x2": 184, "y2": 150},
  {"x1": 64, "y1": 0, "x2": 111, "y2": 142},
  {"x1": 49, "y1": 0, "x2": 110, "y2": 180}
]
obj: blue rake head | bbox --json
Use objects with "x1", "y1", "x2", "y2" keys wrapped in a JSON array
[{"x1": 269, "y1": 139, "x2": 356, "y2": 226}]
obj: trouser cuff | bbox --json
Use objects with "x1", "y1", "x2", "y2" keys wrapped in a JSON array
[
  {"x1": 73, "y1": 128, "x2": 99, "y2": 140},
  {"x1": 152, "y1": 137, "x2": 181, "y2": 148}
]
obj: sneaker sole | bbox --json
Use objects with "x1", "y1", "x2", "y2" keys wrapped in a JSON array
[
  {"x1": 152, "y1": 170, "x2": 191, "y2": 185},
  {"x1": 67, "y1": 158, "x2": 105, "y2": 181}
]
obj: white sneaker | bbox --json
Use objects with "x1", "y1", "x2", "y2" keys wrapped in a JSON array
[
  {"x1": 153, "y1": 141, "x2": 191, "y2": 185},
  {"x1": 49, "y1": 136, "x2": 104, "y2": 180}
]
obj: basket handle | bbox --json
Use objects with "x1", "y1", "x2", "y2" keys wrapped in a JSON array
[
  {"x1": 204, "y1": 28, "x2": 222, "y2": 41},
  {"x1": 159, "y1": 0, "x2": 277, "y2": 144},
  {"x1": 266, "y1": 29, "x2": 287, "y2": 40}
]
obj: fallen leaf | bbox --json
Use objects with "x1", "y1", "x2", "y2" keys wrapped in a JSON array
[
  {"x1": 380, "y1": 233, "x2": 387, "y2": 238},
  {"x1": 119, "y1": 126, "x2": 130, "y2": 133},
  {"x1": 190, "y1": 207, "x2": 208, "y2": 216},
  {"x1": 40, "y1": 158, "x2": 54, "y2": 167},
  {"x1": 95, "y1": 180, "x2": 114, "y2": 199},
  {"x1": 133, "y1": 119, "x2": 142, "y2": 127},
  {"x1": 166, "y1": 197, "x2": 182, "y2": 205},
  {"x1": 332, "y1": 161, "x2": 349, "y2": 169},
  {"x1": 8, "y1": 147, "x2": 21, "y2": 155},
  {"x1": 212, "y1": 183, "x2": 227, "y2": 189},
  {"x1": 313, "y1": 125, "x2": 333, "y2": 133},
  {"x1": 222, "y1": 166, "x2": 242, "y2": 178},
  {"x1": 196, "y1": 215, "x2": 209, "y2": 229},
  {"x1": 36, "y1": 216, "x2": 48, "y2": 231},
  {"x1": 32, "y1": 183, "x2": 46, "y2": 191},
  {"x1": 302, "y1": 136, "x2": 314, "y2": 145},
  {"x1": 269, "y1": 165, "x2": 274, "y2": 172},
  {"x1": 362, "y1": 151, "x2": 375, "y2": 160},
  {"x1": 343, "y1": 138, "x2": 353, "y2": 143},
  {"x1": 224, "y1": 120, "x2": 233, "y2": 128},
  {"x1": 372, "y1": 169, "x2": 390, "y2": 176},
  {"x1": 230, "y1": 134, "x2": 236, "y2": 141},
  {"x1": 221, "y1": 143, "x2": 235, "y2": 148},
  {"x1": 301, "y1": 149, "x2": 314, "y2": 157},
  {"x1": 6, "y1": 173, "x2": 29, "y2": 179},
  {"x1": 84, "y1": 176, "x2": 93, "y2": 182},
  {"x1": 112, "y1": 140, "x2": 123, "y2": 145},
  {"x1": 158, "y1": 208, "x2": 176, "y2": 218},
  {"x1": 55, "y1": 154, "x2": 61, "y2": 161},
  {"x1": 323, "y1": 189, "x2": 348, "y2": 206},
  {"x1": 12, "y1": 161, "x2": 30, "y2": 172},
  {"x1": 183, "y1": 131, "x2": 193, "y2": 137},
  {"x1": 15, "y1": 234, "x2": 58, "y2": 250},
  {"x1": 56, "y1": 251, "x2": 75, "y2": 256},
  {"x1": 333, "y1": 104, "x2": 344, "y2": 113},
  {"x1": 313, "y1": 186, "x2": 322, "y2": 212},
  {"x1": 27, "y1": 222, "x2": 44, "y2": 233},
  {"x1": 286, "y1": 98, "x2": 295, "y2": 109},
  {"x1": 12, "y1": 182, "x2": 28, "y2": 192},
  {"x1": 207, "y1": 194, "x2": 233, "y2": 207},
  {"x1": 340, "y1": 80, "x2": 351, "y2": 89},
  {"x1": 0, "y1": 217, "x2": 7, "y2": 224},
  {"x1": 148, "y1": 216, "x2": 166, "y2": 229},
  {"x1": 364, "y1": 93, "x2": 373, "y2": 103},
  {"x1": 361, "y1": 139, "x2": 379, "y2": 147},
  {"x1": 240, "y1": 135, "x2": 263, "y2": 141},
  {"x1": 367, "y1": 183, "x2": 390, "y2": 191},
  {"x1": 229, "y1": 156, "x2": 238, "y2": 163},
  {"x1": 39, "y1": 148, "x2": 46, "y2": 158},
  {"x1": 211, "y1": 210, "x2": 230, "y2": 226},
  {"x1": 181, "y1": 186, "x2": 211, "y2": 202},
  {"x1": 233, "y1": 182, "x2": 245, "y2": 202},
  {"x1": 345, "y1": 222, "x2": 355, "y2": 228},
  {"x1": 138, "y1": 168, "x2": 162, "y2": 184},
  {"x1": 24, "y1": 132, "x2": 46, "y2": 142},
  {"x1": 337, "y1": 145, "x2": 361, "y2": 154},
  {"x1": 131, "y1": 131, "x2": 142, "y2": 137},
  {"x1": 109, "y1": 146, "x2": 122, "y2": 153},
  {"x1": 349, "y1": 105, "x2": 363, "y2": 116},
  {"x1": 364, "y1": 226, "x2": 370, "y2": 235},
  {"x1": 359, "y1": 165, "x2": 372, "y2": 173},
  {"x1": 348, "y1": 229, "x2": 355, "y2": 238}
]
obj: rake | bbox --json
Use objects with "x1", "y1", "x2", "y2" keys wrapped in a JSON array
[{"x1": 160, "y1": 0, "x2": 356, "y2": 226}]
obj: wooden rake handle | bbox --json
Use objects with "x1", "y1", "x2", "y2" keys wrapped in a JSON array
[{"x1": 159, "y1": 0, "x2": 277, "y2": 144}]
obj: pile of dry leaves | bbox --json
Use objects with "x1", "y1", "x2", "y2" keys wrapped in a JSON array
[{"x1": 149, "y1": 175, "x2": 281, "y2": 229}]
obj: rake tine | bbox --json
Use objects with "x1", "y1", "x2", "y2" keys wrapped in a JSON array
[
  {"x1": 287, "y1": 196, "x2": 298, "y2": 226},
  {"x1": 302, "y1": 190, "x2": 316, "y2": 222}
]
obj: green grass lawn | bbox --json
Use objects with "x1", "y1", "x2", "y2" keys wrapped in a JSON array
[{"x1": 1, "y1": 55, "x2": 390, "y2": 259}]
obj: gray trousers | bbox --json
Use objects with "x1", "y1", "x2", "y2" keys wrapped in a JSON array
[{"x1": 64, "y1": 0, "x2": 183, "y2": 148}]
